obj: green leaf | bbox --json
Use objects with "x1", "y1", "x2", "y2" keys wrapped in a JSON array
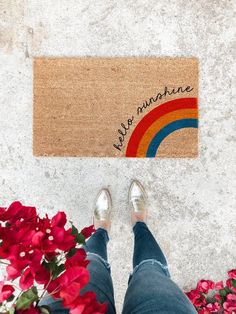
[
  {"x1": 67, "y1": 247, "x2": 77, "y2": 258},
  {"x1": 224, "y1": 286, "x2": 231, "y2": 293},
  {"x1": 39, "y1": 305, "x2": 51, "y2": 314},
  {"x1": 219, "y1": 288, "x2": 227, "y2": 297},
  {"x1": 232, "y1": 279, "x2": 236, "y2": 288},
  {"x1": 70, "y1": 224, "x2": 85, "y2": 244},
  {"x1": 52, "y1": 264, "x2": 65, "y2": 280},
  {"x1": 71, "y1": 224, "x2": 79, "y2": 236},
  {"x1": 42, "y1": 257, "x2": 58, "y2": 273},
  {"x1": 16, "y1": 286, "x2": 38, "y2": 310},
  {"x1": 76, "y1": 233, "x2": 85, "y2": 245},
  {"x1": 7, "y1": 294, "x2": 15, "y2": 302}
]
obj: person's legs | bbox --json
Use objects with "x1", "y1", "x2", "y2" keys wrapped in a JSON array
[
  {"x1": 39, "y1": 228, "x2": 116, "y2": 314},
  {"x1": 122, "y1": 222, "x2": 197, "y2": 314}
]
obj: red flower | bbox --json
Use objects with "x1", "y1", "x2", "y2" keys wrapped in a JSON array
[
  {"x1": 226, "y1": 278, "x2": 232, "y2": 288},
  {"x1": 32, "y1": 215, "x2": 76, "y2": 253},
  {"x1": 205, "y1": 302, "x2": 220, "y2": 312},
  {"x1": 51, "y1": 212, "x2": 67, "y2": 228},
  {"x1": 196, "y1": 280, "x2": 215, "y2": 293},
  {"x1": 214, "y1": 294, "x2": 221, "y2": 302},
  {"x1": 19, "y1": 267, "x2": 34, "y2": 290},
  {"x1": 228, "y1": 269, "x2": 236, "y2": 280},
  {"x1": 198, "y1": 309, "x2": 211, "y2": 314},
  {"x1": 34, "y1": 264, "x2": 51, "y2": 285},
  {"x1": 58, "y1": 268, "x2": 94, "y2": 310},
  {"x1": 214, "y1": 280, "x2": 224, "y2": 290},
  {"x1": 223, "y1": 299, "x2": 236, "y2": 312},
  {"x1": 0, "y1": 202, "x2": 37, "y2": 224},
  {"x1": 65, "y1": 249, "x2": 90, "y2": 269},
  {"x1": 227, "y1": 294, "x2": 236, "y2": 301},
  {"x1": 47, "y1": 266, "x2": 89, "y2": 300},
  {"x1": 59, "y1": 266, "x2": 89, "y2": 289},
  {"x1": 0, "y1": 281, "x2": 15, "y2": 302},
  {"x1": 81, "y1": 225, "x2": 96, "y2": 239},
  {"x1": 6, "y1": 265, "x2": 21, "y2": 281},
  {"x1": 186, "y1": 289, "x2": 206, "y2": 307},
  {"x1": 6, "y1": 245, "x2": 44, "y2": 283},
  {"x1": 60, "y1": 281, "x2": 81, "y2": 307},
  {"x1": 70, "y1": 291, "x2": 107, "y2": 314}
]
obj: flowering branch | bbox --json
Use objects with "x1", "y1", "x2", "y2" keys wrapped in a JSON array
[{"x1": 0, "y1": 201, "x2": 106, "y2": 314}]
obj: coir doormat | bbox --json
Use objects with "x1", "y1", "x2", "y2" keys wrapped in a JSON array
[{"x1": 33, "y1": 57, "x2": 198, "y2": 158}]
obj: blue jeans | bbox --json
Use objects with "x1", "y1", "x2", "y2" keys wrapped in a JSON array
[{"x1": 39, "y1": 222, "x2": 197, "y2": 314}]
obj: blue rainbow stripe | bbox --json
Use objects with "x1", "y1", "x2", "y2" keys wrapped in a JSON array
[{"x1": 146, "y1": 119, "x2": 198, "y2": 157}]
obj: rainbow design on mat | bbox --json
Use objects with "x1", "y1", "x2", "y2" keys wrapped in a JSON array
[{"x1": 126, "y1": 97, "x2": 198, "y2": 157}]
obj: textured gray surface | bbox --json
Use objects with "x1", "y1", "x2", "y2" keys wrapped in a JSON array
[{"x1": 0, "y1": 1, "x2": 236, "y2": 312}]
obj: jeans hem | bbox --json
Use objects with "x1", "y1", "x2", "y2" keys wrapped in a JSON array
[
  {"x1": 86, "y1": 252, "x2": 111, "y2": 270},
  {"x1": 131, "y1": 259, "x2": 170, "y2": 278}
]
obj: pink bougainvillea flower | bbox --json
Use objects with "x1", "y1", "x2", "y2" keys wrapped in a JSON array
[
  {"x1": 223, "y1": 300, "x2": 236, "y2": 312},
  {"x1": 19, "y1": 267, "x2": 34, "y2": 290},
  {"x1": 32, "y1": 214, "x2": 76, "y2": 254},
  {"x1": 0, "y1": 281, "x2": 15, "y2": 302},
  {"x1": 0, "y1": 201, "x2": 37, "y2": 224},
  {"x1": 227, "y1": 294, "x2": 236, "y2": 301},
  {"x1": 198, "y1": 309, "x2": 211, "y2": 314},
  {"x1": 226, "y1": 278, "x2": 232, "y2": 288},
  {"x1": 228, "y1": 269, "x2": 236, "y2": 280},
  {"x1": 186, "y1": 289, "x2": 200, "y2": 303},
  {"x1": 206, "y1": 302, "x2": 220, "y2": 312},
  {"x1": 51, "y1": 211, "x2": 67, "y2": 228},
  {"x1": 214, "y1": 293, "x2": 222, "y2": 302},
  {"x1": 60, "y1": 281, "x2": 82, "y2": 307},
  {"x1": 186, "y1": 289, "x2": 206, "y2": 307},
  {"x1": 6, "y1": 264, "x2": 21, "y2": 281},
  {"x1": 46, "y1": 277, "x2": 61, "y2": 299},
  {"x1": 59, "y1": 266, "x2": 89, "y2": 289},
  {"x1": 196, "y1": 279, "x2": 215, "y2": 293},
  {"x1": 47, "y1": 266, "x2": 90, "y2": 300},
  {"x1": 69, "y1": 291, "x2": 107, "y2": 314},
  {"x1": 0, "y1": 221, "x2": 37, "y2": 261},
  {"x1": 50, "y1": 226, "x2": 76, "y2": 252},
  {"x1": 81, "y1": 225, "x2": 96, "y2": 239},
  {"x1": 214, "y1": 280, "x2": 224, "y2": 290},
  {"x1": 65, "y1": 249, "x2": 90, "y2": 269},
  {"x1": 34, "y1": 264, "x2": 51, "y2": 285},
  {"x1": 7, "y1": 245, "x2": 43, "y2": 281}
]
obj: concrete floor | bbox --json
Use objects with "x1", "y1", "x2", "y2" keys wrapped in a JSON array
[{"x1": 0, "y1": 1, "x2": 235, "y2": 312}]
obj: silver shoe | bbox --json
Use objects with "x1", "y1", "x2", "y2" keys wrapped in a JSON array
[
  {"x1": 94, "y1": 189, "x2": 112, "y2": 222},
  {"x1": 129, "y1": 180, "x2": 147, "y2": 220}
]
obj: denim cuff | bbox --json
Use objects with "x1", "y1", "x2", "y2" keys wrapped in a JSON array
[
  {"x1": 129, "y1": 258, "x2": 170, "y2": 281},
  {"x1": 86, "y1": 252, "x2": 111, "y2": 271}
]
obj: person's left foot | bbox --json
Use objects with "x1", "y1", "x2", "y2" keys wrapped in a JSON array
[{"x1": 93, "y1": 189, "x2": 112, "y2": 233}]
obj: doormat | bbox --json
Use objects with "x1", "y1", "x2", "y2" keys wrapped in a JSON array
[{"x1": 33, "y1": 57, "x2": 198, "y2": 158}]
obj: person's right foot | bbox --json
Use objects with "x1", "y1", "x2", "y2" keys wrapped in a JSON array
[{"x1": 128, "y1": 180, "x2": 147, "y2": 226}]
